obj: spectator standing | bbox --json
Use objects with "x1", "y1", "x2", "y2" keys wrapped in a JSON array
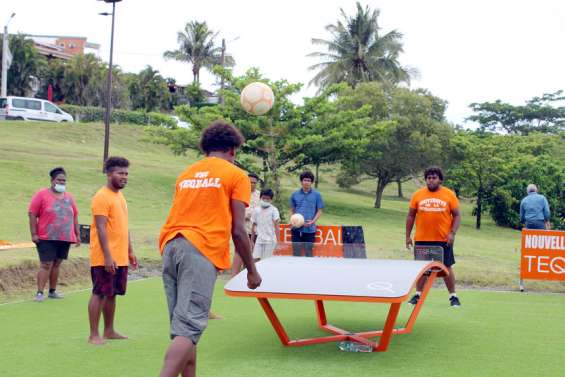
[{"x1": 28, "y1": 167, "x2": 80, "y2": 302}]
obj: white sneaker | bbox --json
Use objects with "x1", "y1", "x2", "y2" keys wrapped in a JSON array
[
  {"x1": 48, "y1": 290, "x2": 64, "y2": 299},
  {"x1": 35, "y1": 292, "x2": 45, "y2": 302}
]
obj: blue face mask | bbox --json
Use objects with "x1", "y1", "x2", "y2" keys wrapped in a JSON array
[
  {"x1": 53, "y1": 184, "x2": 66, "y2": 193},
  {"x1": 260, "y1": 200, "x2": 271, "y2": 208}
]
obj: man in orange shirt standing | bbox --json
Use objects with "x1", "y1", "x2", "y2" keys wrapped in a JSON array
[
  {"x1": 158, "y1": 121, "x2": 262, "y2": 377},
  {"x1": 405, "y1": 166, "x2": 462, "y2": 307},
  {"x1": 88, "y1": 156, "x2": 138, "y2": 345}
]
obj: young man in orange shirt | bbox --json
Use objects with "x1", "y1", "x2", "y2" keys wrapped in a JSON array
[
  {"x1": 158, "y1": 121, "x2": 262, "y2": 377},
  {"x1": 405, "y1": 166, "x2": 462, "y2": 307},
  {"x1": 88, "y1": 156, "x2": 138, "y2": 345}
]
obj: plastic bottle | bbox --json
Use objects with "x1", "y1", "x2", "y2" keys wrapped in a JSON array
[{"x1": 337, "y1": 341, "x2": 373, "y2": 352}]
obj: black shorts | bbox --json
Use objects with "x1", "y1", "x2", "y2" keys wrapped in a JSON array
[
  {"x1": 415, "y1": 241, "x2": 455, "y2": 267},
  {"x1": 91, "y1": 266, "x2": 128, "y2": 297},
  {"x1": 36, "y1": 240, "x2": 71, "y2": 262}
]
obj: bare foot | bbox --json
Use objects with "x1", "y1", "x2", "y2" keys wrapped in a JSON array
[
  {"x1": 208, "y1": 311, "x2": 223, "y2": 320},
  {"x1": 103, "y1": 331, "x2": 128, "y2": 340},
  {"x1": 88, "y1": 335, "x2": 105, "y2": 345}
]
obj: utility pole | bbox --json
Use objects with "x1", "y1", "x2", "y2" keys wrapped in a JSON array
[
  {"x1": 1, "y1": 13, "x2": 15, "y2": 98},
  {"x1": 100, "y1": 0, "x2": 121, "y2": 172},
  {"x1": 219, "y1": 38, "x2": 225, "y2": 105}
]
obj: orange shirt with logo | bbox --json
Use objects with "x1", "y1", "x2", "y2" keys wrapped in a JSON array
[
  {"x1": 90, "y1": 186, "x2": 129, "y2": 266},
  {"x1": 159, "y1": 157, "x2": 251, "y2": 269},
  {"x1": 409, "y1": 186, "x2": 459, "y2": 242}
]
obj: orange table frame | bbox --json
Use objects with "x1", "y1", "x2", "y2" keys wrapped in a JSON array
[{"x1": 226, "y1": 262, "x2": 447, "y2": 352}]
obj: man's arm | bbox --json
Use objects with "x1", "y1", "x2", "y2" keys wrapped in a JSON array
[
  {"x1": 274, "y1": 220, "x2": 280, "y2": 242},
  {"x1": 447, "y1": 207, "x2": 462, "y2": 245},
  {"x1": 520, "y1": 200, "x2": 525, "y2": 224},
  {"x1": 95, "y1": 215, "x2": 116, "y2": 274},
  {"x1": 305, "y1": 209, "x2": 323, "y2": 227},
  {"x1": 231, "y1": 199, "x2": 261, "y2": 289},
  {"x1": 28, "y1": 213, "x2": 39, "y2": 243},
  {"x1": 128, "y1": 231, "x2": 138, "y2": 270},
  {"x1": 73, "y1": 216, "x2": 81, "y2": 247},
  {"x1": 405, "y1": 208, "x2": 417, "y2": 249}
]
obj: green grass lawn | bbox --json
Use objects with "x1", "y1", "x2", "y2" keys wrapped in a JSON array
[
  {"x1": 1, "y1": 277, "x2": 564, "y2": 377},
  {"x1": 1, "y1": 120, "x2": 564, "y2": 293}
]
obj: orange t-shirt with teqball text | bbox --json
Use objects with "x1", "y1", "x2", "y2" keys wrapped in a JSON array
[
  {"x1": 90, "y1": 186, "x2": 129, "y2": 267},
  {"x1": 159, "y1": 157, "x2": 251, "y2": 269},
  {"x1": 409, "y1": 186, "x2": 459, "y2": 242}
]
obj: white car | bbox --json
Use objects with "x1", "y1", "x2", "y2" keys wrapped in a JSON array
[{"x1": 0, "y1": 96, "x2": 74, "y2": 122}]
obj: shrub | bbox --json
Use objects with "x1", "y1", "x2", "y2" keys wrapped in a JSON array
[{"x1": 59, "y1": 104, "x2": 176, "y2": 128}]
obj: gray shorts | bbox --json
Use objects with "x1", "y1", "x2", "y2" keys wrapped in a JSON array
[{"x1": 162, "y1": 236, "x2": 217, "y2": 344}]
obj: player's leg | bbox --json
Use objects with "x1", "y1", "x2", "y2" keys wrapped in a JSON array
[
  {"x1": 35, "y1": 241, "x2": 55, "y2": 301},
  {"x1": 160, "y1": 237, "x2": 216, "y2": 377},
  {"x1": 291, "y1": 228, "x2": 303, "y2": 256},
  {"x1": 181, "y1": 343, "x2": 197, "y2": 377},
  {"x1": 88, "y1": 293, "x2": 105, "y2": 344},
  {"x1": 103, "y1": 267, "x2": 128, "y2": 339},
  {"x1": 443, "y1": 244, "x2": 460, "y2": 306},
  {"x1": 304, "y1": 232, "x2": 315, "y2": 257},
  {"x1": 48, "y1": 241, "x2": 70, "y2": 298}
]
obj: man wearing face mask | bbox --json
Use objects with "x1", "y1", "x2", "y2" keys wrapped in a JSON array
[{"x1": 28, "y1": 167, "x2": 81, "y2": 302}]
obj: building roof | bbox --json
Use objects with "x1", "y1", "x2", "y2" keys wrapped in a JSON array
[{"x1": 33, "y1": 41, "x2": 74, "y2": 60}]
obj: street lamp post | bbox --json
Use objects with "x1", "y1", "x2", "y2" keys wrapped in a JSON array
[
  {"x1": 99, "y1": 0, "x2": 122, "y2": 172},
  {"x1": 1, "y1": 12, "x2": 16, "y2": 98},
  {"x1": 219, "y1": 36, "x2": 238, "y2": 105}
]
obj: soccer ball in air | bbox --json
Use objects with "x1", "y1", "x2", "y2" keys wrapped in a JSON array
[
  {"x1": 240, "y1": 82, "x2": 275, "y2": 116},
  {"x1": 290, "y1": 213, "x2": 305, "y2": 228}
]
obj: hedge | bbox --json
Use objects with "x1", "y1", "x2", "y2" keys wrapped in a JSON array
[{"x1": 59, "y1": 104, "x2": 176, "y2": 128}]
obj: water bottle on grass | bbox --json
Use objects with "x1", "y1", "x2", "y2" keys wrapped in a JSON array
[{"x1": 338, "y1": 341, "x2": 373, "y2": 352}]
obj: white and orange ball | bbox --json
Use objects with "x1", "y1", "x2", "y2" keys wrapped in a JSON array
[
  {"x1": 240, "y1": 82, "x2": 275, "y2": 116},
  {"x1": 290, "y1": 213, "x2": 305, "y2": 228}
]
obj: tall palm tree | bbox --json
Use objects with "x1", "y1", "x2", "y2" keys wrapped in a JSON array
[
  {"x1": 163, "y1": 21, "x2": 234, "y2": 83},
  {"x1": 308, "y1": 2, "x2": 414, "y2": 90}
]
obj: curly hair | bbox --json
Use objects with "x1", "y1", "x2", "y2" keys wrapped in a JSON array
[
  {"x1": 199, "y1": 120, "x2": 245, "y2": 154},
  {"x1": 424, "y1": 166, "x2": 444, "y2": 181},
  {"x1": 105, "y1": 156, "x2": 130, "y2": 173},
  {"x1": 299, "y1": 170, "x2": 315, "y2": 182},
  {"x1": 49, "y1": 167, "x2": 66, "y2": 180}
]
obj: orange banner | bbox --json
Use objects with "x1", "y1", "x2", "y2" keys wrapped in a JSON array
[
  {"x1": 275, "y1": 224, "x2": 344, "y2": 257},
  {"x1": 520, "y1": 229, "x2": 565, "y2": 281}
]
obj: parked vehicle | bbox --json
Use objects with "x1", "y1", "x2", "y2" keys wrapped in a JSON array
[{"x1": 0, "y1": 96, "x2": 74, "y2": 122}]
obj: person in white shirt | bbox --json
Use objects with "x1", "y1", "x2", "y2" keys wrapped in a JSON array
[
  {"x1": 251, "y1": 188, "x2": 280, "y2": 260},
  {"x1": 231, "y1": 173, "x2": 260, "y2": 275}
]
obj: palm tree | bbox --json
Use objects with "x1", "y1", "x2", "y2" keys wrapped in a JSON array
[
  {"x1": 163, "y1": 21, "x2": 234, "y2": 83},
  {"x1": 308, "y1": 2, "x2": 414, "y2": 90}
]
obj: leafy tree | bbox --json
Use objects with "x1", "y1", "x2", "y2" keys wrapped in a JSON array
[
  {"x1": 336, "y1": 82, "x2": 453, "y2": 208},
  {"x1": 58, "y1": 53, "x2": 105, "y2": 106},
  {"x1": 286, "y1": 85, "x2": 371, "y2": 187},
  {"x1": 127, "y1": 65, "x2": 170, "y2": 111},
  {"x1": 0, "y1": 33, "x2": 46, "y2": 96},
  {"x1": 308, "y1": 2, "x2": 413, "y2": 91},
  {"x1": 489, "y1": 156, "x2": 564, "y2": 230},
  {"x1": 445, "y1": 132, "x2": 561, "y2": 229},
  {"x1": 467, "y1": 91, "x2": 565, "y2": 135},
  {"x1": 163, "y1": 21, "x2": 234, "y2": 83}
]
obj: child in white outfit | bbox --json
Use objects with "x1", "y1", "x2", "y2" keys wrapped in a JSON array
[{"x1": 251, "y1": 188, "x2": 280, "y2": 260}]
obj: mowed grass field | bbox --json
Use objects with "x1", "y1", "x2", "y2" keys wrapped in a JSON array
[
  {"x1": 1, "y1": 120, "x2": 564, "y2": 377},
  {"x1": 1, "y1": 278, "x2": 564, "y2": 377},
  {"x1": 1, "y1": 120, "x2": 563, "y2": 292}
]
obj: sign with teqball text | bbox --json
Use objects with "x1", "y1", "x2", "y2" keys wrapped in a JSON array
[
  {"x1": 521, "y1": 229, "x2": 565, "y2": 281},
  {"x1": 275, "y1": 224, "x2": 344, "y2": 257}
]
